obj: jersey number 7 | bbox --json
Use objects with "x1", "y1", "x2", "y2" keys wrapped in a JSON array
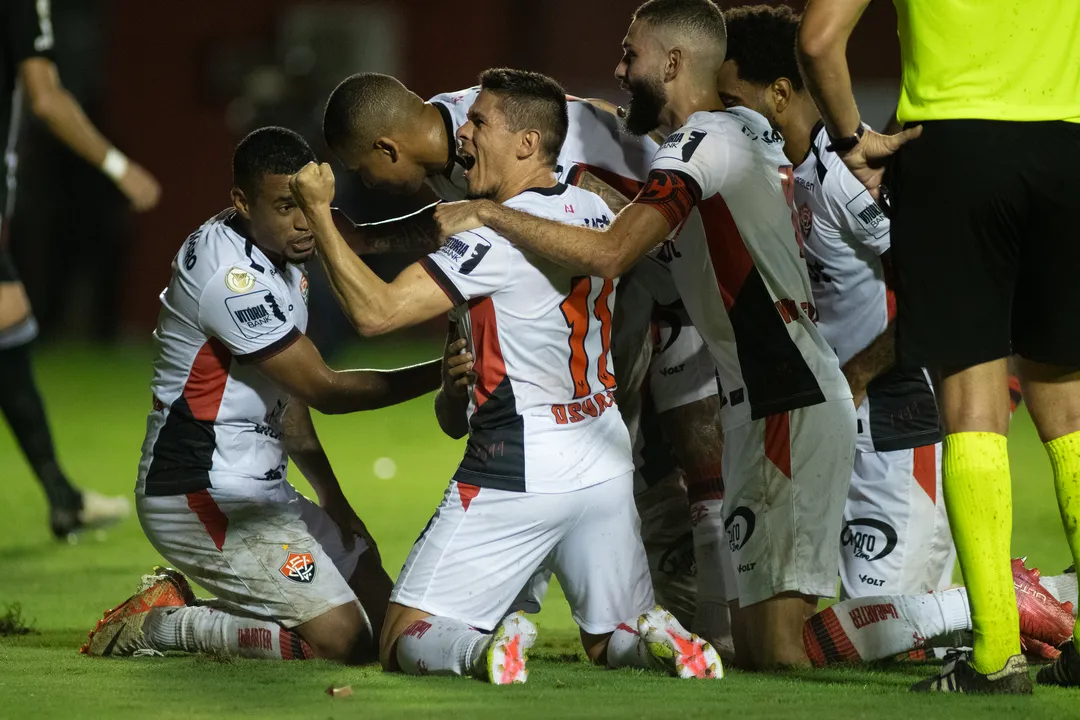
[{"x1": 560, "y1": 277, "x2": 617, "y2": 399}]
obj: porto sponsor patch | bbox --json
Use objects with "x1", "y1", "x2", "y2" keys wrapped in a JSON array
[
  {"x1": 225, "y1": 290, "x2": 289, "y2": 339},
  {"x1": 724, "y1": 506, "x2": 756, "y2": 553},
  {"x1": 280, "y1": 551, "x2": 317, "y2": 584},
  {"x1": 844, "y1": 190, "x2": 888, "y2": 239},
  {"x1": 841, "y1": 518, "x2": 898, "y2": 562}
]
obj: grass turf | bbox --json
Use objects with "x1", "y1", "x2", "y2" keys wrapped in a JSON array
[{"x1": 0, "y1": 340, "x2": 1076, "y2": 719}]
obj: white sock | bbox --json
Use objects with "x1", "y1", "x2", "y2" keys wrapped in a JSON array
[
  {"x1": 396, "y1": 616, "x2": 490, "y2": 678},
  {"x1": 147, "y1": 605, "x2": 313, "y2": 660},
  {"x1": 1041, "y1": 573, "x2": 1079, "y2": 613},
  {"x1": 605, "y1": 622, "x2": 658, "y2": 670},
  {"x1": 689, "y1": 498, "x2": 735, "y2": 651},
  {"x1": 804, "y1": 588, "x2": 970, "y2": 665}
]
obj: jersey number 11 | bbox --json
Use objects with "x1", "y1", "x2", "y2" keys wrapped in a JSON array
[{"x1": 560, "y1": 277, "x2": 617, "y2": 399}]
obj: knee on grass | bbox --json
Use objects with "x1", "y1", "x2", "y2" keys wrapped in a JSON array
[{"x1": 299, "y1": 603, "x2": 376, "y2": 664}]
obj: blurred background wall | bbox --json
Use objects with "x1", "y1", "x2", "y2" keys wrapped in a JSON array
[{"x1": 10, "y1": 0, "x2": 902, "y2": 353}]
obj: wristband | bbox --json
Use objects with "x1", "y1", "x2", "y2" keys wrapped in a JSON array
[{"x1": 101, "y1": 148, "x2": 130, "y2": 182}]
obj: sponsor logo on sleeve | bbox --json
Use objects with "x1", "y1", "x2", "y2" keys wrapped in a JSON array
[
  {"x1": 845, "y1": 190, "x2": 889, "y2": 239},
  {"x1": 225, "y1": 267, "x2": 256, "y2": 293},
  {"x1": 225, "y1": 290, "x2": 289, "y2": 339},
  {"x1": 657, "y1": 129, "x2": 707, "y2": 162},
  {"x1": 439, "y1": 233, "x2": 492, "y2": 275}
]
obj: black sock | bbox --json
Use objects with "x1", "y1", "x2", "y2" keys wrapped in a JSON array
[{"x1": 0, "y1": 341, "x2": 81, "y2": 510}]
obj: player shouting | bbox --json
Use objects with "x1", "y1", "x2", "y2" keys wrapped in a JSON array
[{"x1": 291, "y1": 68, "x2": 721, "y2": 683}]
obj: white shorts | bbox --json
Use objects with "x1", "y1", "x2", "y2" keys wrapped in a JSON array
[
  {"x1": 839, "y1": 443, "x2": 955, "y2": 598},
  {"x1": 137, "y1": 482, "x2": 367, "y2": 628},
  {"x1": 391, "y1": 474, "x2": 654, "y2": 634},
  {"x1": 648, "y1": 304, "x2": 719, "y2": 415},
  {"x1": 721, "y1": 400, "x2": 857, "y2": 606}
]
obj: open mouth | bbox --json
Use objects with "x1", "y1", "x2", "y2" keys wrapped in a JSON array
[
  {"x1": 459, "y1": 150, "x2": 476, "y2": 175},
  {"x1": 292, "y1": 235, "x2": 315, "y2": 252}
]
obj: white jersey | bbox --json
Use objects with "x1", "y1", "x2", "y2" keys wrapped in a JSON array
[
  {"x1": 645, "y1": 107, "x2": 850, "y2": 429},
  {"x1": 794, "y1": 123, "x2": 939, "y2": 452},
  {"x1": 136, "y1": 209, "x2": 310, "y2": 497},
  {"x1": 418, "y1": 183, "x2": 634, "y2": 493}
]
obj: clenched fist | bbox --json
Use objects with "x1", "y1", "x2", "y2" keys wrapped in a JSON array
[{"x1": 289, "y1": 162, "x2": 336, "y2": 211}]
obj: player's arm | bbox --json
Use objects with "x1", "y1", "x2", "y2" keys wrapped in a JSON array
[
  {"x1": 254, "y1": 334, "x2": 442, "y2": 415},
  {"x1": 282, "y1": 400, "x2": 377, "y2": 551},
  {"x1": 331, "y1": 204, "x2": 444, "y2": 256},
  {"x1": 19, "y1": 59, "x2": 160, "y2": 211},
  {"x1": 567, "y1": 167, "x2": 632, "y2": 214},
  {"x1": 434, "y1": 328, "x2": 473, "y2": 440},
  {"x1": 290, "y1": 163, "x2": 456, "y2": 335},
  {"x1": 796, "y1": 0, "x2": 872, "y2": 140},
  {"x1": 842, "y1": 322, "x2": 895, "y2": 408},
  {"x1": 434, "y1": 171, "x2": 687, "y2": 279}
]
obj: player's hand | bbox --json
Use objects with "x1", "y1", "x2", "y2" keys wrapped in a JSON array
[
  {"x1": 323, "y1": 494, "x2": 375, "y2": 552},
  {"x1": 117, "y1": 162, "x2": 162, "y2": 212},
  {"x1": 836, "y1": 126, "x2": 922, "y2": 200},
  {"x1": 433, "y1": 199, "x2": 488, "y2": 239},
  {"x1": 443, "y1": 337, "x2": 475, "y2": 396},
  {"x1": 290, "y1": 162, "x2": 336, "y2": 211}
]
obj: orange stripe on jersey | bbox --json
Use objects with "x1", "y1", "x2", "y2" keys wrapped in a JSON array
[
  {"x1": 185, "y1": 489, "x2": 228, "y2": 551},
  {"x1": 468, "y1": 297, "x2": 506, "y2": 409},
  {"x1": 634, "y1": 169, "x2": 701, "y2": 230},
  {"x1": 593, "y1": 278, "x2": 617, "y2": 391},
  {"x1": 764, "y1": 412, "x2": 792, "y2": 480},
  {"x1": 913, "y1": 444, "x2": 937, "y2": 503},
  {"x1": 699, "y1": 194, "x2": 756, "y2": 312},
  {"x1": 572, "y1": 163, "x2": 644, "y2": 202},
  {"x1": 185, "y1": 339, "x2": 231, "y2": 421},
  {"x1": 560, "y1": 277, "x2": 593, "y2": 399},
  {"x1": 886, "y1": 287, "x2": 898, "y2": 323}
]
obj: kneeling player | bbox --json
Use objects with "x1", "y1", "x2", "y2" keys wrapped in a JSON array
[
  {"x1": 81, "y1": 128, "x2": 443, "y2": 663},
  {"x1": 292, "y1": 69, "x2": 720, "y2": 683}
]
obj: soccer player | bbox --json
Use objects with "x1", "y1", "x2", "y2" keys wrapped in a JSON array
[
  {"x1": 1, "y1": 0, "x2": 160, "y2": 538},
  {"x1": 799, "y1": 0, "x2": 1080, "y2": 693},
  {"x1": 435, "y1": 0, "x2": 857, "y2": 670},
  {"x1": 291, "y1": 68, "x2": 720, "y2": 683},
  {"x1": 805, "y1": 558, "x2": 1077, "y2": 667},
  {"x1": 320, "y1": 72, "x2": 726, "y2": 639},
  {"x1": 716, "y1": 4, "x2": 949, "y2": 601},
  {"x1": 81, "y1": 127, "x2": 442, "y2": 664}
]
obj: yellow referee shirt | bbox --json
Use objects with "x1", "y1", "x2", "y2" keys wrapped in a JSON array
[{"x1": 895, "y1": 0, "x2": 1080, "y2": 123}]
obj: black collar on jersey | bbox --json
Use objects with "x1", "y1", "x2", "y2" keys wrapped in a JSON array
[
  {"x1": 223, "y1": 210, "x2": 269, "y2": 273},
  {"x1": 521, "y1": 182, "x2": 568, "y2": 197},
  {"x1": 432, "y1": 102, "x2": 465, "y2": 178},
  {"x1": 807, "y1": 120, "x2": 828, "y2": 184}
]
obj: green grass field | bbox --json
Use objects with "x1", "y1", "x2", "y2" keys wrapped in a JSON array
[{"x1": 0, "y1": 341, "x2": 1076, "y2": 719}]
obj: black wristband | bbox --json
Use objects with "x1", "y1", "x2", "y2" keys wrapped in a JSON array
[{"x1": 826, "y1": 124, "x2": 865, "y2": 153}]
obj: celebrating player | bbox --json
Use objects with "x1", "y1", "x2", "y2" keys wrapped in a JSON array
[
  {"x1": 717, "y1": 4, "x2": 949, "y2": 600},
  {"x1": 1, "y1": 0, "x2": 160, "y2": 538},
  {"x1": 291, "y1": 68, "x2": 721, "y2": 683},
  {"x1": 81, "y1": 127, "x2": 443, "y2": 664},
  {"x1": 435, "y1": 0, "x2": 857, "y2": 669},
  {"x1": 320, "y1": 71, "x2": 726, "y2": 641}
]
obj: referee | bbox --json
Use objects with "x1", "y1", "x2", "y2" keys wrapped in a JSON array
[
  {"x1": 2, "y1": 0, "x2": 160, "y2": 538},
  {"x1": 797, "y1": 0, "x2": 1080, "y2": 694}
]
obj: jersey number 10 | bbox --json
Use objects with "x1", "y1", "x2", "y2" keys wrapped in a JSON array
[{"x1": 560, "y1": 276, "x2": 617, "y2": 399}]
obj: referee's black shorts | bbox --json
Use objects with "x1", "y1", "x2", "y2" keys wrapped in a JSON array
[
  {"x1": 887, "y1": 119, "x2": 1080, "y2": 370},
  {"x1": 0, "y1": 215, "x2": 19, "y2": 283}
]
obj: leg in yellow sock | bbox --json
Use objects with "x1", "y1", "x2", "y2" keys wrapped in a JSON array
[
  {"x1": 943, "y1": 431, "x2": 1018, "y2": 674},
  {"x1": 1045, "y1": 430, "x2": 1080, "y2": 652}
]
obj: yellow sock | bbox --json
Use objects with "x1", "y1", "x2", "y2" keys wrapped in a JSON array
[
  {"x1": 1045, "y1": 430, "x2": 1080, "y2": 652},
  {"x1": 943, "y1": 432, "x2": 1018, "y2": 674}
]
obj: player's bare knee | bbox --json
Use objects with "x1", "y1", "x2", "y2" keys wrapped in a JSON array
[
  {"x1": 298, "y1": 602, "x2": 374, "y2": 664},
  {"x1": 379, "y1": 603, "x2": 431, "y2": 672},
  {"x1": 579, "y1": 629, "x2": 611, "y2": 665}
]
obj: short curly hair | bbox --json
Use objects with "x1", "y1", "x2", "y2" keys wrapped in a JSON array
[{"x1": 723, "y1": 4, "x2": 803, "y2": 90}]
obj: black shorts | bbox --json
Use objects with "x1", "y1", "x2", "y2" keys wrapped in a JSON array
[{"x1": 886, "y1": 119, "x2": 1080, "y2": 369}]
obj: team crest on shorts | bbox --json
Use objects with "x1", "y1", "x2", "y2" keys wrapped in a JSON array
[
  {"x1": 280, "y1": 551, "x2": 317, "y2": 583},
  {"x1": 798, "y1": 203, "x2": 813, "y2": 239}
]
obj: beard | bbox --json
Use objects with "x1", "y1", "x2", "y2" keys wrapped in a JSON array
[{"x1": 622, "y1": 74, "x2": 667, "y2": 136}]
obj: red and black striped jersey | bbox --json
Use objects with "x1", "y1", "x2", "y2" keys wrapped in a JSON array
[{"x1": 136, "y1": 210, "x2": 309, "y2": 496}]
